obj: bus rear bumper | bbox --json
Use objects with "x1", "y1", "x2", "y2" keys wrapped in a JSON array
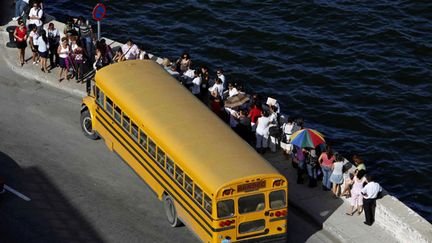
[{"x1": 236, "y1": 233, "x2": 287, "y2": 243}]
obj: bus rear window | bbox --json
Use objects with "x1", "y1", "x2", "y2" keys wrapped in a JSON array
[
  {"x1": 270, "y1": 190, "x2": 286, "y2": 209},
  {"x1": 238, "y1": 194, "x2": 265, "y2": 214},
  {"x1": 217, "y1": 200, "x2": 234, "y2": 218}
]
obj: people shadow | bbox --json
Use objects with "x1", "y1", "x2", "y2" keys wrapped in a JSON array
[
  {"x1": 264, "y1": 152, "x2": 345, "y2": 243},
  {"x1": 0, "y1": 151, "x2": 103, "y2": 242}
]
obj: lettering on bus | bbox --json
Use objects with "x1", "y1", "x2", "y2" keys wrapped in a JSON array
[{"x1": 237, "y1": 180, "x2": 266, "y2": 193}]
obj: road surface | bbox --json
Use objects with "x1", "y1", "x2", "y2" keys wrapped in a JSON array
[{"x1": 0, "y1": 55, "x2": 335, "y2": 242}]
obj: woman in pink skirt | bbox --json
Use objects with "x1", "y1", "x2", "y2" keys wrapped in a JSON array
[{"x1": 346, "y1": 170, "x2": 367, "y2": 215}]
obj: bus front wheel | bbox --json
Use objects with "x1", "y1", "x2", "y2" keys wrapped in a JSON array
[
  {"x1": 163, "y1": 195, "x2": 183, "y2": 227},
  {"x1": 80, "y1": 109, "x2": 99, "y2": 140}
]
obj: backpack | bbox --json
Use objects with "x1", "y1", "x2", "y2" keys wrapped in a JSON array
[
  {"x1": 306, "y1": 153, "x2": 318, "y2": 167},
  {"x1": 37, "y1": 9, "x2": 46, "y2": 24}
]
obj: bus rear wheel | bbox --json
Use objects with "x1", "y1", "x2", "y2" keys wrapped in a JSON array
[
  {"x1": 80, "y1": 109, "x2": 99, "y2": 140},
  {"x1": 163, "y1": 195, "x2": 183, "y2": 227}
]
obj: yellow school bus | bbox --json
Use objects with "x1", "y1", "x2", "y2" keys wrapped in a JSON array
[{"x1": 80, "y1": 60, "x2": 288, "y2": 242}]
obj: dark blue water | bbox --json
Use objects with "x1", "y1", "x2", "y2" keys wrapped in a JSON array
[{"x1": 45, "y1": 0, "x2": 432, "y2": 222}]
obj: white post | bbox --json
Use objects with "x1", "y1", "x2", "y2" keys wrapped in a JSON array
[{"x1": 97, "y1": 21, "x2": 101, "y2": 40}]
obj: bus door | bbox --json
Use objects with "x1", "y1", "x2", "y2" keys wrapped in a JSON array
[{"x1": 236, "y1": 192, "x2": 268, "y2": 239}]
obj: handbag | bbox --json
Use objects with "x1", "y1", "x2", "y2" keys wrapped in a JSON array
[{"x1": 269, "y1": 126, "x2": 281, "y2": 138}]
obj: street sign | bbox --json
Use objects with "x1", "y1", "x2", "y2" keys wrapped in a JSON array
[
  {"x1": 92, "y1": 3, "x2": 106, "y2": 21},
  {"x1": 92, "y1": 3, "x2": 107, "y2": 40}
]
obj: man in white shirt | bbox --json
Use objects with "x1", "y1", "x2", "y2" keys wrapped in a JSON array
[
  {"x1": 361, "y1": 175, "x2": 382, "y2": 226},
  {"x1": 191, "y1": 70, "x2": 201, "y2": 98},
  {"x1": 28, "y1": 2, "x2": 43, "y2": 31},
  {"x1": 216, "y1": 68, "x2": 226, "y2": 84},
  {"x1": 121, "y1": 39, "x2": 140, "y2": 60}
]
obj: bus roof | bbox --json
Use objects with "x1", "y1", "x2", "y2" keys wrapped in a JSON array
[{"x1": 95, "y1": 60, "x2": 281, "y2": 195}]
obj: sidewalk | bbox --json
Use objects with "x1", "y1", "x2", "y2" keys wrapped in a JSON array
[
  {"x1": 264, "y1": 152, "x2": 396, "y2": 242},
  {"x1": 2, "y1": 18, "x2": 431, "y2": 243}
]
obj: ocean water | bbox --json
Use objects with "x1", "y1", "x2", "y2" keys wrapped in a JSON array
[{"x1": 44, "y1": 0, "x2": 432, "y2": 222}]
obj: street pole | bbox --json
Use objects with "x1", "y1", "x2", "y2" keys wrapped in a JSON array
[{"x1": 97, "y1": 21, "x2": 101, "y2": 40}]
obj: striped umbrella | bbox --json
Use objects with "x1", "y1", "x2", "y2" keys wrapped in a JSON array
[{"x1": 290, "y1": 128, "x2": 325, "y2": 148}]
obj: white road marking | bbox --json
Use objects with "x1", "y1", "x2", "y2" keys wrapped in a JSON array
[{"x1": 4, "y1": 185, "x2": 31, "y2": 201}]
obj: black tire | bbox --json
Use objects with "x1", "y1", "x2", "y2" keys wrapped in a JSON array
[
  {"x1": 163, "y1": 195, "x2": 183, "y2": 227},
  {"x1": 80, "y1": 109, "x2": 99, "y2": 140}
]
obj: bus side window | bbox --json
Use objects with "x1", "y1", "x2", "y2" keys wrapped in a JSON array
[
  {"x1": 194, "y1": 185, "x2": 203, "y2": 205},
  {"x1": 157, "y1": 147, "x2": 165, "y2": 167},
  {"x1": 122, "y1": 113, "x2": 130, "y2": 132},
  {"x1": 166, "y1": 157, "x2": 174, "y2": 177},
  {"x1": 114, "y1": 105, "x2": 122, "y2": 123},
  {"x1": 131, "y1": 122, "x2": 138, "y2": 141},
  {"x1": 139, "y1": 130, "x2": 147, "y2": 150},
  {"x1": 148, "y1": 138, "x2": 156, "y2": 158},
  {"x1": 204, "y1": 194, "x2": 212, "y2": 214},
  {"x1": 106, "y1": 97, "x2": 113, "y2": 115},
  {"x1": 185, "y1": 175, "x2": 193, "y2": 195},
  {"x1": 96, "y1": 87, "x2": 104, "y2": 107},
  {"x1": 175, "y1": 166, "x2": 184, "y2": 186}
]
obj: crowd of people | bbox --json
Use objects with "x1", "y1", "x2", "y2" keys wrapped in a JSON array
[{"x1": 11, "y1": 0, "x2": 382, "y2": 227}]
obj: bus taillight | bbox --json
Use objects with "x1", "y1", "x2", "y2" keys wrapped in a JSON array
[
  {"x1": 271, "y1": 210, "x2": 287, "y2": 218},
  {"x1": 219, "y1": 220, "x2": 235, "y2": 227}
]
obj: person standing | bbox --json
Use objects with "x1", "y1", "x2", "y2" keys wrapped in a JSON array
[
  {"x1": 255, "y1": 111, "x2": 271, "y2": 154},
  {"x1": 361, "y1": 175, "x2": 382, "y2": 226},
  {"x1": 330, "y1": 154, "x2": 345, "y2": 198},
  {"x1": 346, "y1": 170, "x2": 366, "y2": 216},
  {"x1": 305, "y1": 148, "x2": 318, "y2": 187},
  {"x1": 29, "y1": 25, "x2": 39, "y2": 65},
  {"x1": 191, "y1": 70, "x2": 202, "y2": 98},
  {"x1": 57, "y1": 37, "x2": 69, "y2": 82},
  {"x1": 74, "y1": 40, "x2": 85, "y2": 82},
  {"x1": 37, "y1": 30, "x2": 49, "y2": 73},
  {"x1": 78, "y1": 16, "x2": 94, "y2": 62},
  {"x1": 27, "y1": 2, "x2": 43, "y2": 32},
  {"x1": 318, "y1": 145, "x2": 335, "y2": 191},
  {"x1": 121, "y1": 39, "x2": 140, "y2": 60},
  {"x1": 13, "y1": 20, "x2": 27, "y2": 66},
  {"x1": 176, "y1": 52, "x2": 192, "y2": 73},
  {"x1": 200, "y1": 66, "x2": 210, "y2": 102},
  {"x1": 353, "y1": 154, "x2": 366, "y2": 172},
  {"x1": 47, "y1": 22, "x2": 60, "y2": 69},
  {"x1": 216, "y1": 68, "x2": 226, "y2": 86}
]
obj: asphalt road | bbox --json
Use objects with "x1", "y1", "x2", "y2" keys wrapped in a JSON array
[{"x1": 0, "y1": 54, "x2": 335, "y2": 242}]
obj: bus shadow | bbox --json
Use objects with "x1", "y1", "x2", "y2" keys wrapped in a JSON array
[
  {"x1": 263, "y1": 151, "x2": 345, "y2": 243},
  {"x1": 0, "y1": 151, "x2": 103, "y2": 243}
]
